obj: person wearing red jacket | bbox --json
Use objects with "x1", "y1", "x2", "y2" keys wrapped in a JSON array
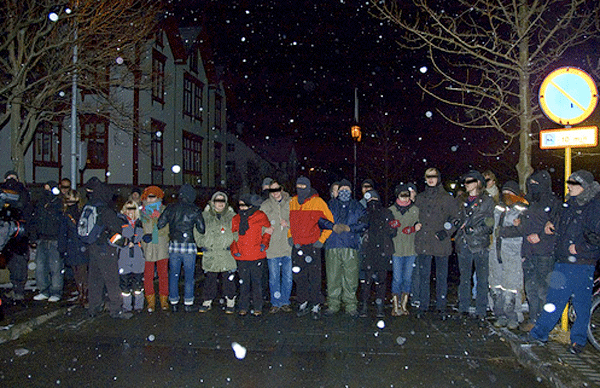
[{"x1": 231, "y1": 194, "x2": 273, "y2": 316}]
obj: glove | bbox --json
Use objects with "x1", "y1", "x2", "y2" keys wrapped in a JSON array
[
  {"x1": 333, "y1": 224, "x2": 350, "y2": 234},
  {"x1": 260, "y1": 244, "x2": 266, "y2": 252},
  {"x1": 234, "y1": 253, "x2": 241, "y2": 257},
  {"x1": 389, "y1": 220, "x2": 401, "y2": 229},
  {"x1": 402, "y1": 226, "x2": 415, "y2": 235},
  {"x1": 113, "y1": 236, "x2": 130, "y2": 247},
  {"x1": 142, "y1": 234, "x2": 153, "y2": 243},
  {"x1": 435, "y1": 230, "x2": 448, "y2": 241},
  {"x1": 288, "y1": 237, "x2": 294, "y2": 247},
  {"x1": 313, "y1": 241, "x2": 323, "y2": 249}
]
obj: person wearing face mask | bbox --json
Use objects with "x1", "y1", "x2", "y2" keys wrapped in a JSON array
[
  {"x1": 195, "y1": 191, "x2": 237, "y2": 314},
  {"x1": 389, "y1": 183, "x2": 421, "y2": 316},
  {"x1": 140, "y1": 186, "x2": 170, "y2": 312},
  {"x1": 58, "y1": 189, "x2": 89, "y2": 307},
  {"x1": 260, "y1": 181, "x2": 293, "y2": 314},
  {"x1": 508, "y1": 170, "x2": 560, "y2": 331},
  {"x1": 288, "y1": 176, "x2": 334, "y2": 319},
  {"x1": 320, "y1": 179, "x2": 366, "y2": 317},
  {"x1": 488, "y1": 181, "x2": 527, "y2": 329},
  {"x1": 30, "y1": 180, "x2": 64, "y2": 302}
]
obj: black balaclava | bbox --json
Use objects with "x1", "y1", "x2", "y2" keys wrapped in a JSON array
[
  {"x1": 525, "y1": 170, "x2": 551, "y2": 203},
  {"x1": 238, "y1": 194, "x2": 261, "y2": 235},
  {"x1": 296, "y1": 176, "x2": 312, "y2": 204}
]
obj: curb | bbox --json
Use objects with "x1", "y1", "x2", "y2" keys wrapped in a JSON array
[{"x1": 0, "y1": 307, "x2": 67, "y2": 344}]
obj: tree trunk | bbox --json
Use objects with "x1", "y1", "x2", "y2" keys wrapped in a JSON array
[
  {"x1": 516, "y1": 8, "x2": 533, "y2": 191},
  {"x1": 9, "y1": 99, "x2": 26, "y2": 181}
]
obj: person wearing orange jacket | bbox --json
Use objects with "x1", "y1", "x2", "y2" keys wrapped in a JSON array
[
  {"x1": 288, "y1": 176, "x2": 334, "y2": 320},
  {"x1": 231, "y1": 194, "x2": 273, "y2": 316}
]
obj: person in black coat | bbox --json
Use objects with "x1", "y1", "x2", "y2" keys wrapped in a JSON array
[{"x1": 358, "y1": 190, "x2": 397, "y2": 318}]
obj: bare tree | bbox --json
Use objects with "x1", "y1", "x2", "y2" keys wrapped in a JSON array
[
  {"x1": 370, "y1": 0, "x2": 599, "y2": 187},
  {"x1": 0, "y1": 0, "x2": 162, "y2": 179}
]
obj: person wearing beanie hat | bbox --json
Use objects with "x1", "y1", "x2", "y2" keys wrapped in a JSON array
[
  {"x1": 358, "y1": 186, "x2": 396, "y2": 318},
  {"x1": 413, "y1": 168, "x2": 458, "y2": 318},
  {"x1": 195, "y1": 191, "x2": 237, "y2": 314},
  {"x1": 158, "y1": 184, "x2": 205, "y2": 312},
  {"x1": 231, "y1": 193, "x2": 273, "y2": 316},
  {"x1": 261, "y1": 177, "x2": 273, "y2": 201},
  {"x1": 321, "y1": 178, "x2": 366, "y2": 317},
  {"x1": 140, "y1": 185, "x2": 169, "y2": 312},
  {"x1": 389, "y1": 182, "x2": 421, "y2": 316},
  {"x1": 129, "y1": 187, "x2": 142, "y2": 205},
  {"x1": 487, "y1": 180, "x2": 527, "y2": 329},
  {"x1": 359, "y1": 179, "x2": 375, "y2": 208},
  {"x1": 31, "y1": 178, "x2": 64, "y2": 303},
  {"x1": 483, "y1": 170, "x2": 500, "y2": 204},
  {"x1": 289, "y1": 176, "x2": 334, "y2": 319},
  {"x1": 527, "y1": 169, "x2": 600, "y2": 354},
  {"x1": 260, "y1": 180, "x2": 294, "y2": 313},
  {"x1": 455, "y1": 170, "x2": 495, "y2": 321}
]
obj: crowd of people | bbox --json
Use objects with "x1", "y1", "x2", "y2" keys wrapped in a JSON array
[{"x1": 1, "y1": 167, "x2": 600, "y2": 354}]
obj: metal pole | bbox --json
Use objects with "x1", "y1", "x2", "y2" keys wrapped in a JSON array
[
  {"x1": 70, "y1": 31, "x2": 78, "y2": 189},
  {"x1": 353, "y1": 141, "x2": 357, "y2": 194}
]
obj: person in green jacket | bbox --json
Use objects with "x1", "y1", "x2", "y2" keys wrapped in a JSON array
[{"x1": 195, "y1": 191, "x2": 237, "y2": 314}]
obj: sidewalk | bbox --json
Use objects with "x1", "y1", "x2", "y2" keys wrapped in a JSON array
[{"x1": 2, "y1": 287, "x2": 600, "y2": 387}]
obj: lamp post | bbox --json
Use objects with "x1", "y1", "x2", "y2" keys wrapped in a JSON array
[{"x1": 351, "y1": 88, "x2": 361, "y2": 193}]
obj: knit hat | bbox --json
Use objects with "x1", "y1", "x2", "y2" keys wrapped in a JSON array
[
  {"x1": 239, "y1": 193, "x2": 262, "y2": 207},
  {"x1": 141, "y1": 186, "x2": 164, "y2": 201},
  {"x1": 361, "y1": 179, "x2": 375, "y2": 189},
  {"x1": 501, "y1": 181, "x2": 520, "y2": 196},
  {"x1": 569, "y1": 170, "x2": 595, "y2": 190},
  {"x1": 363, "y1": 189, "x2": 380, "y2": 202},
  {"x1": 84, "y1": 176, "x2": 102, "y2": 192},
  {"x1": 394, "y1": 183, "x2": 411, "y2": 197},
  {"x1": 338, "y1": 179, "x2": 352, "y2": 190},
  {"x1": 462, "y1": 170, "x2": 486, "y2": 186},
  {"x1": 178, "y1": 184, "x2": 197, "y2": 203},
  {"x1": 262, "y1": 177, "x2": 273, "y2": 189},
  {"x1": 4, "y1": 170, "x2": 18, "y2": 180}
]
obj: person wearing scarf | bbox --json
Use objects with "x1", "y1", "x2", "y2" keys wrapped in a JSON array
[
  {"x1": 231, "y1": 194, "x2": 272, "y2": 316},
  {"x1": 389, "y1": 183, "x2": 421, "y2": 316},
  {"x1": 140, "y1": 186, "x2": 169, "y2": 312},
  {"x1": 288, "y1": 176, "x2": 334, "y2": 319}
]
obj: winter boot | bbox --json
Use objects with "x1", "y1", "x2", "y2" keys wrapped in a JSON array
[
  {"x1": 391, "y1": 294, "x2": 401, "y2": 317},
  {"x1": 133, "y1": 290, "x2": 144, "y2": 311},
  {"x1": 145, "y1": 294, "x2": 156, "y2": 313},
  {"x1": 375, "y1": 299, "x2": 385, "y2": 318},
  {"x1": 505, "y1": 291, "x2": 519, "y2": 330},
  {"x1": 491, "y1": 288, "x2": 504, "y2": 318},
  {"x1": 122, "y1": 292, "x2": 133, "y2": 312},
  {"x1": 359, "y1": 301, "x2": 368, "y2": 318},
  {"x1": 199, "y1": 300, "x2": 212, "y2": 313},
  {"x1": 159, "y1": 295, "x2": 169, "y2": 311},
  {"x1": 400, "y1": 292, "x2": 410, "y2": 315},
  {"x1": 225, "y1": 297, "x2": 236, "y2": 314},
  {"x1": 75, "y1": 283, "x2": 84, "y2": 306}
]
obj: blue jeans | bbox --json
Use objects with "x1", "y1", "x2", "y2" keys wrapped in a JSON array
[
  {"x1": 392, "y1": 255, "x2": 416, "y2": 294},
  {"x1": 458, "y1": 248, "x2": 489, "y2": 316},
  {"x1": 531, "y1": 263, "x2": 594, "y2": 346},
  {"x1": 169, "y1": 252, "x2": 196, "y2": 305},
  {"x1": 417, "y1": 254, "x2": 448, "y2": 311},
  {"x1": 268, "y1": 256, "x2": 292, "y2": 307},
  {"x1": 35, "y1": 240, "x2": 63, "y2": 298}
]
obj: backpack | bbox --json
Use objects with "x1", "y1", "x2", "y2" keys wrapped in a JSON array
[{"x1": 77, "y1": 203, "x2": 106, "y2": 244}]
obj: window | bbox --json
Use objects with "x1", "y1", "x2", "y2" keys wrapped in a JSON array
[
  {"x1": 226, "y1": 160, "x2": 236, "y2": 174},
  {"x1": 183, "y1": 72, "x2": 204, "y2": 123},
  {"x1": 80, "y1": 114, "x2": 108, "y2": 169},
  {"x1": 215, "y1": 95, "x2": 222, "y2": 130},
  {"x1": 151, "y1": 119, "x2": 165, "y2": 185},
  {"x1": 154, "y1": 30, "x2": 163, "y2": 48},
  {"x1": 189, "y1": 49, "x2": 198, "y2": 74},
  {"x1": 214, "y1": 142, "x2": 222, "y2": 186},
  {"x1": 152, "y1": 49, "x2": 166, "y2": 104},
  {"x1": 183, "y1": 131, "x2": 203, "y2": 185},
  {"x1": 227, "y1": 142, "x2": 235, "y2": 153},
  {"x1": 33, "y1": 122, "x2": 61, "y2": 167}
]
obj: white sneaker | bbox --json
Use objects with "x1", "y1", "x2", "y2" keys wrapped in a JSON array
[
  {"x1": 48, "y1": 295, "x2": 61, "y2": 302},
  {"x1": 33, "y1": 293, "x2": 49, "y2": 301}
]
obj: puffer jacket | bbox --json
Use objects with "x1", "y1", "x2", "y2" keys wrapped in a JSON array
[
  {"x1": 288, "y1": 192, "x2": 334, "y2": 245},
  {"x1": 324, "y1": 197, "x2": 366, "y2": 250},
  {"x1": 414, "y1": 184, "x2": 458, "y2": 256},
  {"x1": 455, "y1": 192, "x2": 495, "y2": 254},
  {"x1": 116, "y1": 214, "x2": 145, "y2": 274},
  {"x1": 157, "y1": 184, "x2": 205, "y2": 243},
  {"x1": 195, "y1": 203, "x2": 237, "y2": 272},
  {"x1": 231, "y1": 209, "x2": 271, "y2": 261},
  {"x1": 260, "y1": 191, "x2": 293, "y2": 258}
]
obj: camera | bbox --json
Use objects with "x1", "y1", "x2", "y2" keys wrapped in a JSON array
[{"x1": 0, "y1": 220, "x2": 23, "y2": 251}]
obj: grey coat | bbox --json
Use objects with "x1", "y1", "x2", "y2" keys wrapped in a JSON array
[{"x1": 414, "y1": 185, "x2": 458, "y2": 257}]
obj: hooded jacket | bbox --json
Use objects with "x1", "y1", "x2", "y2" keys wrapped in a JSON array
[
  {"x1": 157, "y1": 184, "x2": 205, "y2": 243},
  {"x1": 85, "y1": 179, "x2": 123, "y2": 246},
  {"x1": 231, "y1": 207, "x2": 271, "y2": 261},
  {"x1": 30, "y1": 187, "x2": 63, "y2": 240},
  {"x1": 455, "y1": 191, "x2": 495, "y2": 254},
  {"x1": 325, "y1": 196, "x2": 366, "y2": 250},
  {"x1": 260, "y1": 190, "x2": 293, "y2": 258},
  {"x1": 288, "y1": 192, "x2": 334, "y2": 245},
  {"x1": 194, "y1": 195, "x2": 237, "y2": 272},
  {"x1": 360, "y1": 199, "x2": 396, "y2": 271}
]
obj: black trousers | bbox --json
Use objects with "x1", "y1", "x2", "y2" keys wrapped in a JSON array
[
  {"x1": 237, "y1": 259, "x2": 265, "y2": 311},
  {"x1": 292, "y1": 244, "x2": 324, "y2": 306}
]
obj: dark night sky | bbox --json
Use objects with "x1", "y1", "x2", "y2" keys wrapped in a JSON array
[{"x1": 167, "y1": 0, "x2": 592, "y2": 197}]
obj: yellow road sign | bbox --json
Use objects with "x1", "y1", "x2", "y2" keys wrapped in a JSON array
[{"x1": 539, "y1": 126, "x2": 598, "y2": 149}]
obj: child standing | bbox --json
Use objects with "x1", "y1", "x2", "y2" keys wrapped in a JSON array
[{"x1": 117, "y1": 200, "x2": 146, "y2": 312}]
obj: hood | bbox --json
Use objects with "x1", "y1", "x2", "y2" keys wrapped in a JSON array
[
  {"x1": 178, "y1": 184, "x2": 197, "y2": 203},
  {"x1": 526, "y1": 170, "x2": 552, "y2": 202}
]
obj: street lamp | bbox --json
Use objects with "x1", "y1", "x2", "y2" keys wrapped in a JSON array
[{"x1": 351, "y1": 88, "x2": 361, "y2": 193}]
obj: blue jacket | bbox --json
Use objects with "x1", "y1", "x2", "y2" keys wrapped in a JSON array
[{"x1": 324, "y1": 198, "x2": 366, "y2": 250}]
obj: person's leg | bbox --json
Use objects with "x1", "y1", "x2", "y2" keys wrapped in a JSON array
[
  {"x1": 182, "y1": 253, "x2": 196, "y2": 306},
  {"x1": 457, "y1": 251, "x2": 474, "y2": 313},
  {"x1": 522, "y1": 257, "x2": 538, "y2": 323},
  {"x1": 391, "y1": 255, "x2": 402, "y2": 295},
  {"x1": 292, "y1": 245, "x2": 308, "y2": 305},
  {"x1": 120, "y1": 274, "x2": 132, "y2": 311},
  {"x1": 474, "y1": 250, "x2": 489, "y2": 317},
  {"x1": 237, "y1": 261, "x2": 251, "y2": 311},
  {"x1": 418, "y1": 255, "x2": 432, "y2": 311},
  {"x1": 435, "y1": 255, "x2": 449, "y2": 310},
  {"x1": 280, "y1": 256, "x2": 292, "y2": 306},
  {"x1": 156, "y1": 258, "x2": 169, "y2": 297},
  {"x1": 48, "y1": 240, "x2": 64, "y2": 298},
  {"x1": 401, "y1": 256, "x2": 416, "y2": 294},
  {"x1": 87, "y1": 251, "x2": 103, "y2": 315},
  {"x1": 251, "y1": 259, "x2": 265, "y2": 311},
  {"x1": 325, "y1": 249, "x2": 342, "y2": 311},
  {"x1": 341, "y1": 248, "x2": 359, "y2": 313},
  {"x1": 222, "y1": 270, "x2": 237, "y2": 299},
  {"x1": 144, "y1": 261, "x2": 156, "y2": 296},
  {"x1": 8, "y1": 252, "x2": 28, "y2": 298},
  {"x1": 569, "y1": 264, "x2": 595, "y2": 347},
  {"x1": 530, "y1": 263, "x2": 572, "y2": 341},
  {"x1": 100, "y1": 246, "x2": 122, "y2": 315},
  {"x1": 35, "y1": 241, "x2": 50, "y2": 296},
  {"x1": 133, "y1": 272, "x2": 144, "y2": 311},
  {"x1": 268, "y1": 257, "x2": 282, "y2": 307},
  {"x1": 306, "y1": 245, "x2": 324, "y2": 306},
  {"x1": 168, "y1": 252, "x2": 183, "y2": 304},
  {"x1": 203, "y1": 271, "x2": 218, "y2": 301}
]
